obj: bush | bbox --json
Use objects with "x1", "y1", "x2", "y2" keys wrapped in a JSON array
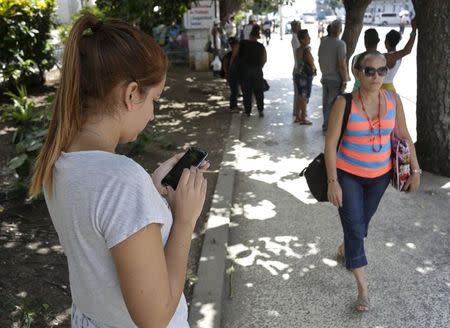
[
  {"x1": 3, "y1": 85, "x2": 51, "y2": 194},
  {"x1": 0, "y1": 0, "x2": 57, "y2": 90}
]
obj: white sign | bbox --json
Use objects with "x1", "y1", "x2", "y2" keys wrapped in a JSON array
[{"x1": 184, "y1": 0, "x2": 217, "y2": 29}]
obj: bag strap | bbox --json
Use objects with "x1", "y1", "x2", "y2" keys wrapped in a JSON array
[{"x1": 336, "y1": 93, "x2": 352, "y2": 151}]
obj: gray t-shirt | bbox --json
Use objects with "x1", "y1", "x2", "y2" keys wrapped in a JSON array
[
  {"x1": 318, "y1": 36, "x2": 347, "y2": 82},
  {"x1": 44, "y1": 151, "x2": 188, "y2": 328}
]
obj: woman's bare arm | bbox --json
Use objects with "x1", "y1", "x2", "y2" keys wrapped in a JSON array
[{"x1": 324, "y1": 95, "x2": 347, "y2": 207}]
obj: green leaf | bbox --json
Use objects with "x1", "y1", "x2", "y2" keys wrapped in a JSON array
[
  {"x1": 8, "y1": 154, "x2": 28, "y2": 170},
  {"x1": 26, "y1": 140, "x2": 42, "y2": 151}
]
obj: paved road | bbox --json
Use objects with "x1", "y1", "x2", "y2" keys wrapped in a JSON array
[{"x1": 220, "y1": 30, "x2": 450, "y2": 328}]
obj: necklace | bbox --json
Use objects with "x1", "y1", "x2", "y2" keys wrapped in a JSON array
[{"x1": 358, "y1": 90, "x2": 382, "y2": 152}]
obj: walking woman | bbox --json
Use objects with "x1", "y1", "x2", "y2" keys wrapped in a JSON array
[
  {"x1": 233, "y1": 24, "x2": 267, "y2": 117},
  {"x1": 294, "y1": 29, "x2": 316, "y2": 124},
  {"x1": 30, "y1": 14, "x2": 208, "y2": 327},
  {"x1": 324, "y1": 51, "x2": 421, "y2": 312}
]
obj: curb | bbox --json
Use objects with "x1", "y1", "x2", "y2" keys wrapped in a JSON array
[{"x1": 189, "y1": 112, "x2": 241, "y2": 328}]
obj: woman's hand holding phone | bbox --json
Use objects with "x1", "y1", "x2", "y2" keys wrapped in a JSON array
[
  {"x1": 151, "y1": 152, "x2": 210, "y2": 195},
  {"x1": 166, "y1": 167, "x2": 207, "y2": 228},
  {"x1": 151, "y1": 153, "x2": 185, "y2": 195}
]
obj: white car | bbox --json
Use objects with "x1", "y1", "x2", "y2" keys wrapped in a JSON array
[
  {"x1": 375, "y1": 12, "x2": 410, "y2": 26},
  {"x1": 324, "y1": 14, "x2": 337, "y2": 24},
  {"x1": 302, "y1": 13, "x2": 316, "y2": 24}
]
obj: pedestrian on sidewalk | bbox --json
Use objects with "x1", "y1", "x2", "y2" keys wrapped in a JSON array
[
  {"x1": 293, "y1": 29, "x2": 316, "y2": 124},
  {"x1": 324, "y1": 50, "x2": 421, "y2": 313},
  {"x1": 30, "y1": 14, "x2": 208, "y2": 327},
  {"x1": 234, "y1": 24, "x2": 267, "y2": 117},
  {"x1": 222, "y1": 37, "x2": 241, "y2": 112},
  {"x1": 382, "y1": 19, "x2": 417, "y2": 92},
  {"x1": 318, "y1": 19, "x2": 349, "y2": 132},
  {"x1": 291, "y1": 20, "x2": 302, "y2": 118},
  {"x1": 351, "y1": 28, "x2": 380, "y2": 91},
  {"x1": 242, "y1": 15, "x2": 255, "y2": 40},
  {"x1": 262, "y1": 17, "x2": 272, "y2": 46}
]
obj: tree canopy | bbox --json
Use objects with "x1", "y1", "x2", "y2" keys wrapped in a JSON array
[{"x1": 96, "y1": 0, "x2": 191, "y2": 33}]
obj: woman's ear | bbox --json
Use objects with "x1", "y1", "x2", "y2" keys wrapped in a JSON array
[{"x1": 123, "y1": 81, "x2": 140, "y2": 111}]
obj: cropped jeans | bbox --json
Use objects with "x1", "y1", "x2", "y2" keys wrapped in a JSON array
[{"x1": 337, "y1": 169, "x2": 392, "y2": 270}]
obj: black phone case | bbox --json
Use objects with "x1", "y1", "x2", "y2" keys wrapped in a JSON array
[{"x1": 161, "y1": 147, "x2": 208, "y2": 190}]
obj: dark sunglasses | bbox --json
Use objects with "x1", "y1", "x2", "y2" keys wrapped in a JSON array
[{"x1": 362, "y1": 66, "x2": 388, "y2": 77}]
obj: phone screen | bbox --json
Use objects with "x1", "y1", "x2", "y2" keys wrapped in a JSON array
[{"x1": 161, "y1": 147, "x2": 208, "y2": 190}]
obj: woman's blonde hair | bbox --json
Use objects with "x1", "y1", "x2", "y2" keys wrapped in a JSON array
[
  {"x1": 30, "y1": 14, "x2": 168, "y2": 197},
  {"x1": 354, "y1": 50, "x2": 386, "y2": 70}
]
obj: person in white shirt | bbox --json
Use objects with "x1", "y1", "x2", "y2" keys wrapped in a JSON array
[
  {"x1": 30, "y1": 14, "x2": 208, "y2": 328},
  {"x1": 224, "y1": 15, "x2": 237, "y2": 38},
  {"x1": 242, "y1": 16, "x2": 255, "y2": 40}
]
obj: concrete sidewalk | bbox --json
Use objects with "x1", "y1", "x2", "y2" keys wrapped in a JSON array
[
  {"x1": 190, "y1": 87, "x2": 449, "y2": 328},
  {"x1": 189, "y1": 33, "x2": 449, "y2": 328}
]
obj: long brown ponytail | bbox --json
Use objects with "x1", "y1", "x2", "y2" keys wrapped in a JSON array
[{"x1": 30, "y1": 14, "x2": 167, "y2": 197}]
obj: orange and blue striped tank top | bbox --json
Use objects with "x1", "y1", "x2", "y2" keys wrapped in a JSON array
[{"x1": 336, "y1": 90, "x2": 396, "y2": 178}]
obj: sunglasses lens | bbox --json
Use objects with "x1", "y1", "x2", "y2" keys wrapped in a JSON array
[
  {"x1": 363, "y1": 66, "x2": 388, "y2": 77},
  {"x1": 363, "y1": 67, "x2": 376, "y2": 76},
  {"x1": 377, "y1": 67, "x2": 388, "y2": 76}
]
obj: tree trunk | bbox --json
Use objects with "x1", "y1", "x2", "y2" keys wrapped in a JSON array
[
  {"x1": 219, "y1": 0, "x2": 244, "y2": 21},
  {"x1": 413, "y1": 0, "x2": 450, "y2": 176},
  {"x1": 342, "y1": 0, "x2": 371, "y2": 61}
]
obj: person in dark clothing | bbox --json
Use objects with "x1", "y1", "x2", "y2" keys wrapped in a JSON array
[
  {"x1": 232, "y1": 24, "x2": 267, "y2": 117},
  {"x1": 222, "y1": 37, "x2": 240, "y2": 112}
]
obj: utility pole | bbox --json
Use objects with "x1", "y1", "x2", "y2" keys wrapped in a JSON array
[{"x1": 279, "y1": 3, "x2": 283, "y2": 40}]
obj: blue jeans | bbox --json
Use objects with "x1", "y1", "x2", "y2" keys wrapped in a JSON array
[{"x1": 337, "y1": 169, "x2": 392, "y2": 270}]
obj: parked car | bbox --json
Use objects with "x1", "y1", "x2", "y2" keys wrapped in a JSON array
[
  {"x1": 363, "y1": 13, "x2": 373, "y2": 24},
  {"x1": 375, "y1": 12, "x2": 410, "y2": 26},
  {"x1": 324, "y1": 14, "x2": 337, "y2": 24},
  {"x1": 302, "y1": 13, "x2": 316, "y2": 24}
]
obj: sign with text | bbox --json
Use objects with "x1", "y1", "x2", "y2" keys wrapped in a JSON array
[{"x1": 184, "y1": 0, "x2": 217, "y2": 29}]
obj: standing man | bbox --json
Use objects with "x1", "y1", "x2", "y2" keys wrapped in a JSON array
[
  {"x1": 291, "y1": 20, "x2": 301, "y2": 117},
  {"x1": 242, "y1": 16, "x2": 255, "y2": 40},
  {"x1": 224, "y1": 16, "x2": 237, "y2": 39},
  {"x1": 318, "y1": 19, "x2": 349, "y2": 132}
]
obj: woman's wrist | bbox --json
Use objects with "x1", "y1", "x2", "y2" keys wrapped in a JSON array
[
  {"x1": 411, "y1": 168, "x2": 422, "y2": 175},
  {"x1": 327, "y1": 177, "x2": 338, "y2": 184}
]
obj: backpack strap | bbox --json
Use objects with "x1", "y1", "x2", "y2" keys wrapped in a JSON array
[{"x1": 336, "y1": 93, "x2": 352, "y2": 151}]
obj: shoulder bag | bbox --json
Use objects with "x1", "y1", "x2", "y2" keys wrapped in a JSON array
[{"x1": 299, "y1": 93, "x2": 352, "y2": 202}]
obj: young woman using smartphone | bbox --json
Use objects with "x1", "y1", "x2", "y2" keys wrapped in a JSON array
[{"x1": 30, "y1": 14, "x2": 208, "y2": 327}]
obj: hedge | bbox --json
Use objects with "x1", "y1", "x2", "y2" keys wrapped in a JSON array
[{"x1": 0, "y1": 0, "x2": 56, "y2": 90}]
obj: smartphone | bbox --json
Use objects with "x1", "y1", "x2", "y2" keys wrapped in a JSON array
[{"x1": 161, "y1": 147, "x2": 208, "y2": 190}]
